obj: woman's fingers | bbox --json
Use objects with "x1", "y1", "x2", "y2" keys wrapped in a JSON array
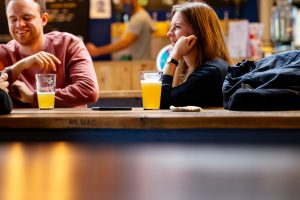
[
  {"x1": 188, "y1": 36, "x2": 197, "y2": 47},
  {"x1": 0, "y1": 72, "x2": 8, "y2": 81}
]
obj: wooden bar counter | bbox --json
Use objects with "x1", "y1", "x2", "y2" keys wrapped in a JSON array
[
  {"x1": 1, "y1": 108, "x2": 300, "y2": 129},
  {"x1": 2, "y1": 108, "x2": 300, "y2": 143}
]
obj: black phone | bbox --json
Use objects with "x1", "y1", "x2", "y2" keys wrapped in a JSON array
[{"x1": 91, "y1": 107, "x2": 132, "y2": 111}]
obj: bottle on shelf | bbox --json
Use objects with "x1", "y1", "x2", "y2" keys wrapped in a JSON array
[{"x1": 270, "y1": 0, "x2": 297, "y2": 52}]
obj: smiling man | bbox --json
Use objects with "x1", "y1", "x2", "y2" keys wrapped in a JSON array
[{"x1": 0, "y1": 0, "x2": 99, "y2": 108}]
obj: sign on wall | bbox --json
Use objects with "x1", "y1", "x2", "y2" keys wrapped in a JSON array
[
  {"x1": 89, "y1": 0, "x2": 112, "y2": 19},
  {"x1": 0, "y1": 1, "x2": 11, "y2": 43},
  {"x1": 46, "y1": 0, "x2": 89, "y2": 41},
  {"x1": 0, "y1": 0, "x2": 89, "y2": 43}
]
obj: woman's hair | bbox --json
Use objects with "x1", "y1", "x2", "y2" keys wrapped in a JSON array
[
  {"x1": 5, "y1": 0, "x2": 47, "y2": 15},
  {"x1": 171, "y1": 2, "x2": 231, "y2": 85}
]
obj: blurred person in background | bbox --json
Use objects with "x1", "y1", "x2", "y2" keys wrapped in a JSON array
[{"x1": 86, "y1": 0, "x2": 155, "y2": 60}]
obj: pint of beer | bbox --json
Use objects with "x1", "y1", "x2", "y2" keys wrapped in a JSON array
[
  {"x1": 140, "y1": 71, "x2": 162, "y2": 110},
  {"x1": 36, "y1": 74, "x2": 56, "y2": 110}
]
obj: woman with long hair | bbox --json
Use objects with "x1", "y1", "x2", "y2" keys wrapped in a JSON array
[{"x1": 160, "y1": 1, "x2": 231, "y2": 109}]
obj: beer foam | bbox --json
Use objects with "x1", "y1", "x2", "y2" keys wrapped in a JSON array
[{"x1": 141, "y1": 80, "x2": 162, "y2": 84}]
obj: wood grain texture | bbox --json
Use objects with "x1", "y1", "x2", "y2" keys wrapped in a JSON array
[
  {"x1": 94, "y1": 61, "x2": 156, "y2": 91},
  {"x1": 2, "y1": 108, "x2": 300, "y2": 129},
  {"x1": 99, "y1": 90, "x2": 141, "y2": 98}
]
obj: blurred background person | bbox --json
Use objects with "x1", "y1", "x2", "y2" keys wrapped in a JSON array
[{"x1": 86, "y1": 0, "x2": 155, "y2": 60}]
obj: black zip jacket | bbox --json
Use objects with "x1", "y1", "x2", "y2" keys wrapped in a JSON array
[
  {"x1": 161, "y1": 58, "x2": 228, "y2": 109},
  {"x1": 223, "y1": 50, "x2": 300, "y2": 111},
  {"x1": 0, "y1": 89, "x2": 12, "y2": 114}
]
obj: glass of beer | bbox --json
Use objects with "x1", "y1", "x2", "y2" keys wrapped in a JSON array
[
  {"x1": 35, "y1": 74, "x2": 56, "y2": 110},
  {"x1": 140, "y1": 71, "x2": 162, "y2": 110}
]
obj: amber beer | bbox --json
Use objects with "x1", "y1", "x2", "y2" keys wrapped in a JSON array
[
  {"x1": 140, "y1": 71, "x2": 162, "y2": 110},
  {"x1": 37, "y1": 92, "x2": 55, "y2": 109},
  {"x1": 36, "y1": 74, "x2": 56, "y2": 110}
]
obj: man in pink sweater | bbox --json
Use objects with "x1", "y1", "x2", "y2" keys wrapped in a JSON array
[{"x1": 0, "y1": 0, "x2": 99, "y2": 108}]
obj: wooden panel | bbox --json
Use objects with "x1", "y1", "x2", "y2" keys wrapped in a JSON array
[
  {"x1": 94, "y1": 61, "x2": 156, "y2": 91},
  {"x1": 94, "y1": 61, "x2": 132, "y2": 90},
  {"x1": 131, "y1": 61, "x2": 158, "y2": 90},
  {"x1": 99, "y1": 90, "x2": 141, "y2": 98}
]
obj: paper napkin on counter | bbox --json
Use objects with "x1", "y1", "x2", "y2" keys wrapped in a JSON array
[{"x1": 170, "y1": 105, "x2": 203, "y2": 112}]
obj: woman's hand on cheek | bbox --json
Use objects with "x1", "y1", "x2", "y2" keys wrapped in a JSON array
[{"x1": 171, "y1": 35, "x2": 198, "y2": 60}]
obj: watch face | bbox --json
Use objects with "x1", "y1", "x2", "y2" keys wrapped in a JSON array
[
  {"x1": 167, "y1": 57, "x2": 172, "y2": 63},
  {"x1": 166, "y1": 57, "x2": 178, "y2": 66}
]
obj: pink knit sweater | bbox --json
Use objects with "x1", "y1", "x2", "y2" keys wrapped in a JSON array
[{"x1": 0, "y1": 32, "x2": 99, "y2": 108}]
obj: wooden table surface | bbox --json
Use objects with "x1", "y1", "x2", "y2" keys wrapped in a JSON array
[
  {"x1": 1, "y1": 108, "x2": 300, "y2": 129},
  {"x1": 2, "y1": 108, "x2": 300, "y2": 143}
]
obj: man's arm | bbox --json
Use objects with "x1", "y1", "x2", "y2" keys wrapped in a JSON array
[
  {"x1": 2, "y1": 52, "x2": 61, "y2": 105},
  {"x1": 52, "y1": 38, "x2": 99, "y2": 107},
  {"x1": 86, "y1": 32, "x2": 138, "y2": 57},
  {"x1": 7, "y1": 52, "x2": 60, "y2": 76}
]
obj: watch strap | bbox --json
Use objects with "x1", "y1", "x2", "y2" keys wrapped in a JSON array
[{"x1": 167, "y1": 57, "x2": 179, "y2": 66}]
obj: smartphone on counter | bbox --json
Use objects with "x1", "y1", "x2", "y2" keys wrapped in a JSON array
[{"x1": 91, "y1": 107, "x2": 132, "y2": 111}]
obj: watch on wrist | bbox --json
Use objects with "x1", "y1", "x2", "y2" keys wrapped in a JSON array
[{"x1": 167, "y1": 57, "x2": 179, "y2": 66}]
